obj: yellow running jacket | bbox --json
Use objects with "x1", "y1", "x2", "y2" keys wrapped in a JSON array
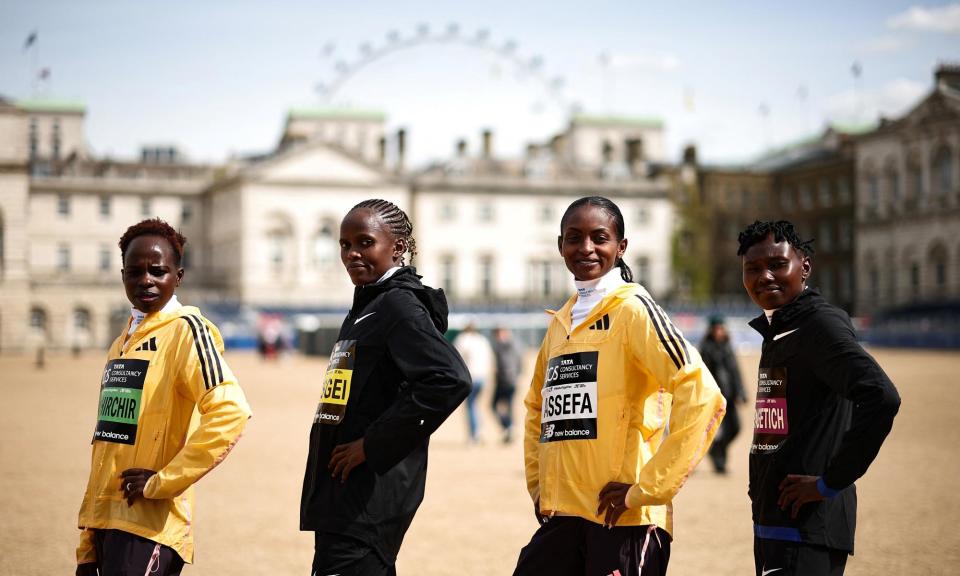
[
  {"x1": 524, "y1": 283, "x2": 725, "y2": 536},
  {"x1": 76, "y1": 306, "x2": 251, "y2": 563}
]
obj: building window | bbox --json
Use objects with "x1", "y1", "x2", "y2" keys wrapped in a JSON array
[
  {"x1": 312, "y1": 223, "x2": 336, "y2": 268},
  {"x1": 477, "y1": 201, "x2": 494, "y2": 223},
  {"x1": 30, "y1": 307, "x2": 47, "y2": 332},
  {"x1": 866, "y1": 176, "x2": 879, "y2": 209},
  {"x1": 839, "y1": 268, "x2": 852, "y2": 301},
  {"x1": 74, "y1": 308, "x2": 90, "y2": 330},
  {"x1": 140, "y1": 198, "x2": 152, "y2": 217},
  {"x1": 479, "y1": 255, "x2": 494, "y2": 298},
  {"x1": 907, "y1": 161, "x2": 922, "y2": 205},
  {"x1": 57, "y1": 244, "x2": 71, "y2": 272},
  {"x1": 799, "y1": 184, "x2": 814, "y2": 210},
  {"x1": 910, "y1": 263, "x2": 920, "y2": 298},
  {"x1": 441, "y1": 254, "x2": 456, "y2": 295},
  {"x1": 741, "y1": 189, "x2": 751, "y2": 210},
  {"x1": 99, "y1": 196, "x2": 111, "y2": 218},
  {"x1": 819, "y1": 221, "x2": 833, "y2": 252},
  {"x1": 837, "y1": 221, "x2": 852, "y2": 251},
  {"x1": 934, "y1": 146, "x2": 953, "y2": 198},
  {"x1": 29, "y1": 119, "x2": 38, "y2": 161},
  {"x1": 869, "y1": 267, "x2": 880, "y2": 301},
  {"x1": 819, "y1": 266, "x2": 833, "y2": 298},
  {"x1": 57, "y1": 194, "x2": 70, "y2": 217},
  {"x1": 936, "y1": 261, "x2": 946, "y2": 288},
  {"x1": 181, "y1": 200, "x2": 193, "y2": 223},
  {"x1": 780, "y1": 187, "x2": 794, "y2": 211},
  {"x1": 52, "y1": 120, "x2": 61, "y2": 161},
  {"x1": 818, "y1": 179, "x2": 832, "y2": 208},
  {"x1": 885, "y1": 168, "x2": 899, "y2": 206},
  {"x1": 637, "y1": 204, "x2": 650, "y2": 224},
  {"x1": 539, "y1": 203, "x2": 554, "y2": 223},
  {"x1": 181, "y1": 247, "x2": 191, "y2": 270},
  {"x1": 636, "y1": 256, "x2": 650, "y2": 285},
  {"x1": 438, "y1": 201, "x2": 456, "y2": 222},
  {"x1": 99, "y1": 246, "x2": 111, "y2": 272},
  {"x1": 837, "y1": 177, "x2": 852, "y2": 205}
]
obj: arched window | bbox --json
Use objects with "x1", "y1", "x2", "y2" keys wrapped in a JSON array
[
  {"x1": 73, "y1": 307, "x2": 92, "y2": 350},
  {"x1": 264, "y1": 213, "x2": 296, "y2": 280},
  {"x1": 933, "y1": 145, "x2": 953, "y2": 200},
  {"x1": 30, "y1": 306, "x2": 48, "y2": 335},
  {"x1": 928, "y1": 241, "x2": 949, "y2": 296},
  {"x1": 906, "y1": 152, "x2": 922, "y2": 210},
  {"x1": 312, "y1": 220, "x2": 337, "y2": 269},
  {"x1": 884, "y1": 158, "x2": 900, "y2": 210}
]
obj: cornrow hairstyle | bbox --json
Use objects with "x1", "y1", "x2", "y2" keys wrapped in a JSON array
[
  {"x1": 119, "y1": 218, "x2": 187, "y2": 266},
  {"x1": 560, "y1": 196, "x2": 634, "y2": 283},
  {"x1": 736, "y1": 220, "x2": 815, "y2": 257},
  {"x1": 350, "y1": 198, "x2": 417, "y2": 264}
]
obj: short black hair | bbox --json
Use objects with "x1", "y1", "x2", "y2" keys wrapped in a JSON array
[
  {"x1": 737, "y1": 220, "x2": 814, "y2": 257},
  {"x1": 119, "y1": 218, "x2": 187, "y2": 265}
]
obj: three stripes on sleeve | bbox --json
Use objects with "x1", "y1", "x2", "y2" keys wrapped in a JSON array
[
  {"x1": 635, "y1": 295, "x2": 689, "y2": 371},
  {"x1": 181, "y1": 315, "x2": 225, "y2": 390}
]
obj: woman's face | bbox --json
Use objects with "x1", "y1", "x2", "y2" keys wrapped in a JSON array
[
  {"x1": 558, "y1": 204, "x2": 627, "y2": 281},
  {"x1": 122, "y1": 235, "x2": 183, "y2": 313},
  {"x1": 741, "y1": 233, "x2": 811, "y2": 310},
  {"x1": 340, "y1": 208, "x2": 404, "y2": 286}
]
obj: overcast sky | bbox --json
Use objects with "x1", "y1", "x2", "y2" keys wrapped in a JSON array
[{"x1": 2, "y1": 0, "x2": 958, "y2": 167}]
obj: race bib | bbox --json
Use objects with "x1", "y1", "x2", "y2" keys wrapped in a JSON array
[
  {"x1": 540, "y1": 351, "x2": 599, "y2": 442},
  {"x1": 751, "y1": 366, "x2": 789, "y2": 454},
  {"x1": 314, "y1": 340, "x2": 356, "y2": 426},
  {"x1": 93, "y1": 359, "x2": 149, "y2": 445}
]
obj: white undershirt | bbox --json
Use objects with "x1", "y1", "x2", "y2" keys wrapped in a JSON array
[
  {"x1": 571, "y1": 268, "x2": 627, "y2": 330},
  {"x1": 374, "y1": 266, "x2": 401, "y2": 285},
  {"x1": 129, "y1": 295, "x2": 182, "y2": 335}
]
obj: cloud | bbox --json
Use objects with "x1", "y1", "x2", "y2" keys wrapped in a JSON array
[
  {"x1": 856, "y1": 35, "x2": 911, "y2": 54},
  {"x1": 824, "y1": 77, "x2": 928, "y2": 123},
  {"x1": 887, "y1": 3, "x2": 960, "y2": 33}
]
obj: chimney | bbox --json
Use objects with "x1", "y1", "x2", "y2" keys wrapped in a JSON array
[
  {"x1": 482, "y1": 129, "x2": 493, "y2": 159},
  {"x1": 396, "y1": 128, "x2": 406, "y2": 172},
  {"x1": 935, "y1": 62, "x2": 960, "y2": 92},
  {"x1": 378, "y1": 136, "x2": 387, "y2": 165},
  {"x1": 456, "y1": 138, "x2": 468, "y2": 157}
]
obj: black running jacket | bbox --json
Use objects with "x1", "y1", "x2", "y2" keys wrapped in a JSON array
[{"x1": 300, "y1": 267, "x2": 471, "y2": 562}]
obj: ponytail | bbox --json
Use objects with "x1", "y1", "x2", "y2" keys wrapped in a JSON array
[{"x1": 617, "y1": 258, "x2": 633, "y2": 283}]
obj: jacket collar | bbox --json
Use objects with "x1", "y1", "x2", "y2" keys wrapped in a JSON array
[
  {"x1": 549, "y1": 283, "x2": 641, "y2": 335},
  {"x1": 748, "y1": 288, "x2": 824, "y2": 340},
  {"x1": 350, "y1": 266, "x2": 450, "y2": 333}
]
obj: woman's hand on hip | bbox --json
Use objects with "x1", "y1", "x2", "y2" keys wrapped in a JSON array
[
  {"x1": 119, "y1": 468, "x2": 157, "y2": 506},
  {"x1": 597, "y1": 481, "x2": 632, "y2": 529}
]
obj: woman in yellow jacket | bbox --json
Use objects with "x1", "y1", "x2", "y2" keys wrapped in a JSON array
[
  {"x1": 514, "y1": 197, "x2": 726, "y2": 576},
  {"x1": 76, "y1": 219, "x2": 251, "y2": 576}
]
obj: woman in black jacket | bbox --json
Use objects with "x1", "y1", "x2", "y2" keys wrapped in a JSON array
[
  {"x1": 699, "y1": 316, "x2": 747, "y2": 474},
  {"x1": 301, "y1": 199, "x2": 471, "y2": 576}
]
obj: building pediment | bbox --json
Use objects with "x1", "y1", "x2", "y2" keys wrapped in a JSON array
[
  {"x1": 898, "y1": 90, "x2": 960, "y2": 130},
  {"x1": 248, "y1": 141, "x2": 392, "y2": 187}
]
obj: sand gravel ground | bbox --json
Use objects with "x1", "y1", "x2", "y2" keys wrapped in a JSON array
[{"x1": 0, "y1": 348, "x2": 957, "y2": 575}]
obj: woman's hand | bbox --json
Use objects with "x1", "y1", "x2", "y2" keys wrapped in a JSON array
[
  {"x1": 76, "y1": 563, "x2": 98, "y2": 576},
  {"x1": 534, "y1": 497, "x2": 548, "y2": 525},
  {"x1": 119, "y1": 468, "x2": 157, "y2": 506},
  {"x1": 778, "y1": 474, "x2": 826, "y2": 518},
  {"x1": 597, "y1": 481, "x2": 632, "y2": 528},
  {"x1": 329, "y1": 439, "x2": 366, "y2": 483}
]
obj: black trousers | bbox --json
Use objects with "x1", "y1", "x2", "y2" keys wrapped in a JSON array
[
  {"x1": 92, "y1": 529, "x2": 184, "y2": 576},
  {"x1": 514, "y1": 516, "x2": 671, "y2": 576},
  {"x1": 491, "y1": 383, "x2": 516, "y2": 432},
  {"x1": 709, "y1": 400, "x2": 741, "y2": 472},
  {"x1": 754, "y1": 537, "x2": 848, "y2": 576},
  {"x1": 312, "y1": 531, "x2": 396, "y2": 576}
]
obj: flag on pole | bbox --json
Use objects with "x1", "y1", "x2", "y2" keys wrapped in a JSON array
[
  {"x1": 38, "y1": 68, "x2": 50, "y2": 80},
  {"x1": 23, "y1": 31, "x2": 37, "y2": 51}
]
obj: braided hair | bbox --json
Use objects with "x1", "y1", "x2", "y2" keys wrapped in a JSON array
[
  {"x1": 350, "y1": 199, "x2": 417, "y2": 265},
  {"x1": 736, "y1": 220, "x2": 815, "y2": 257},
  {"x1": 560, "y1": 196, "x2": 634, "y2": 282}
]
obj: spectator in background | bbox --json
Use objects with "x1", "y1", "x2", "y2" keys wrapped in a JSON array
[
  {"x1": 491, "y1": 326, "x2": 522, "y2": 444},
  {"x1": 454, "y1": 323, "x2": 493, "y2": 443},
  {"x1": 699, "y1": 315, "x2": 747, "y2": 474}
]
